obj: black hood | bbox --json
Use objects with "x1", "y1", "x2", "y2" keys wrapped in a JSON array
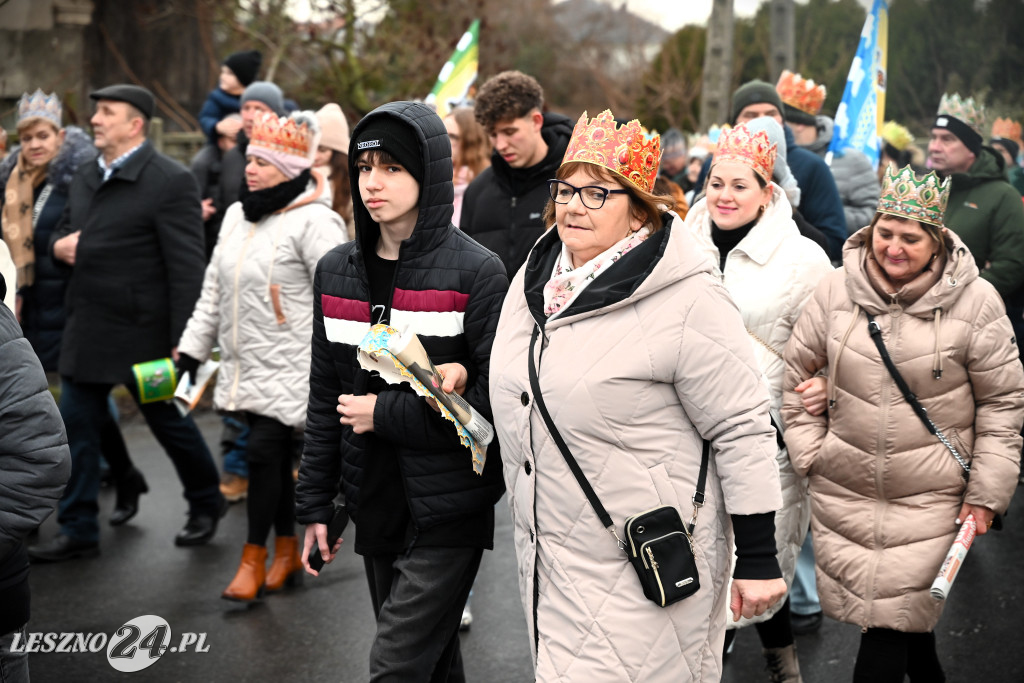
[
  {"x1": 348, "y1": 101, "x2": 455, "y2": 263},
  {"x1": 489, "y1": 111, "x2": 574, "y2": 193}
]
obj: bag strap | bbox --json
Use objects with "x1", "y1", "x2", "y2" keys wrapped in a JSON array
[
  {"x1": 865, "y1": 313, "x2": 971, "y2": 479},
  {"x1": 528, "y1": 326, "x2": 711, "y2": 539}
]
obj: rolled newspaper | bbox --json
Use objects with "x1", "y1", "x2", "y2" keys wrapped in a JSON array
[{"x1": 930, "y1": 514, "x2": 976, "y2": 600}]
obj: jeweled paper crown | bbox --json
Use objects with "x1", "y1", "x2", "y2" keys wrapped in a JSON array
[
  {"x1": 776, "y1": 70, "x2": 826, "y2": 116},
  {"x1": 562, "y1": 110, "x2": 661, "y2": 192},
  {"x1": 712, "y1": 125, "x2": 777, "y2": 184},
  {"x1": 992, "y1": 117, "x2": 1022, "y2": 145},
  {"x1": 877, "y1": 165, "x2": 950, "y2": 228},
  {"x1": 937, "y1": 93, "x2": 985, "y2": 135},
  {"x1": 881, "y1": 121, "x2": 914, "y2": 152},
  {"x1": 249, "y1": 113, "x2": 313, "y2": 159},
  {"x1": 17, "y1": 89, "x2": 62, "y2": 128}
]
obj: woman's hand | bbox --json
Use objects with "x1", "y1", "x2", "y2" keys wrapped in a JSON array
[
  {"x1": 338, "y1": 393, "x2": 377, "y2": 433},
  {"x1": 730, "y1": 578, "x2": 788, "y2": 621},
  {"x1": 957, "y1": 503, "x2": 997, "y2": 536},
  {"x1": 426, "y1": 362, "x2": 468, "y2": 413},
  {"x1": 794, "y1": 376, "x2": 829, "y2": 416},
  {"x1": 301, "y1": 523, "x2": 343, "y2": 576}
]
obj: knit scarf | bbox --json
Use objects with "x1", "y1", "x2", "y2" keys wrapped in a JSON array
[
  {"x1": 543, "y1": 227, "x2": 650, "y2": 318},
  {"x1": 1, "y1": 152, "x2": 48, "y2": 288},
  {"x1": 241, "y1": 170, "x2": 312, "y2": 223}
]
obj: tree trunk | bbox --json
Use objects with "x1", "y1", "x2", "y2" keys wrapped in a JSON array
[{"x1": 700, "y1": 0, "x2": 734, "y2": 130}]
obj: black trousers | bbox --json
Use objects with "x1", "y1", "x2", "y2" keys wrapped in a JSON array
[
  {"x1": 244, "y1": 413, "x2": 295, "y2": 545},
  {"x1": 363, "y1": 546, "x2": 483, "y2": 683},
  {"x1": 853, "y1": 628, "x2": 945, "y2": 683}
]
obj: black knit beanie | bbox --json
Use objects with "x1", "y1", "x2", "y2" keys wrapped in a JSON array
[
  {"x1": 352, "y1": 117, "x2": 425, "y2": 186},
  {"x1": 934, "y1": 114, "x2": 983, "y2": 156},
  {"x1": 731, "y1": 80, "x2": 786, "y2": 125},
  {"x1": 224, "y1": 50, "x2": 263, "y2": 87},
  {"x1": 783, "y1": 104, "x2": 816, "y2": 127},
  {"x1": 991, "y1": 137, "x2": 1020, "y2": 163}
]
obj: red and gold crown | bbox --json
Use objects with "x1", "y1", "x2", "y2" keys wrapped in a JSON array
[
  {"x1": 776, "y1": 70, "x2": 826, "y2": 116},
  {"x1": 992, "y1": 117, "x2": 1022, "y2": 147},
  {"x1": 562, "y1": 110, "x2": 661, "y2": 192},
  {"x1": 249, "y1": 113, "x2": 314, "y2": 159},
  {"x1": 712, "y1": 125, "x2": 777, "y2": 184}
]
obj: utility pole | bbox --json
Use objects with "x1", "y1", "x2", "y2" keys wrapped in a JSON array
[
  {"x1": 769, "y1": 0, "x2": 795, "y2": 81},
  {"x1": 700, "y1": 0, "x2": 734, "y2": 131}
]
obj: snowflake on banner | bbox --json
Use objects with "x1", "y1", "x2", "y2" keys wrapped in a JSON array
[
  {"x1": 849, "y1": 57, "x2": 865, "y2": 97},
  {"x1": 850, "y1": 94, "x2": 878, "y2": 149},
  {"x1": 834, "y1": 102, "x2": 850, "y2": 140},
  {"x1": 861, "y1": 12, "x2": 874, "y2": 43}
]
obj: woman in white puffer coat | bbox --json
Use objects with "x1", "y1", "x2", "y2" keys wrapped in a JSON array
[
  {"x1": 177, "y1": 111, "x2": 346, "y2": 603},
  {"x1": 684, "y1": 119, "x2": 832, "y2": 681}
]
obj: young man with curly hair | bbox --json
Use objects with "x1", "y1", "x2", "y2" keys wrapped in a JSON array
[{"x1": 459, "y1": 70, "x2": 573, "y2": 277}]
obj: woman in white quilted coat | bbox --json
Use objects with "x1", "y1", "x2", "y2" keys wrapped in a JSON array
[
  {"x1": 490, "y1": 110, "x2": 787, "y2": 683},
  {"x1": 684, "y1": 120, "x2": 832, "y2": 681},
  {"x1": 177, "y1": 111, "x2": 346, "y2": 603}
]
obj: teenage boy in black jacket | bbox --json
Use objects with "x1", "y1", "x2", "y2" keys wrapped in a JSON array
[{"x1": 295, "y1": 101, "x2": 508, "y2": 682}]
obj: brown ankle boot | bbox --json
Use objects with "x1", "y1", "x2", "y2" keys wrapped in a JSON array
[
  {"x1": 221, "y1": 543, "x2": 268, "y2": 602},
  {"x1": 265, "y1": 536, "x2": 304, "y2": 592},
  {"x1": 763, "y1": 644, "x2": 803, "y2": 683}
]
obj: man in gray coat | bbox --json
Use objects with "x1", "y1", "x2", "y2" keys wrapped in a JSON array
[{"x1": 0, "y1": 271, "x2": 70, "y2": 680}]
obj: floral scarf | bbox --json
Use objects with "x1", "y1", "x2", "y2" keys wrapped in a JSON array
[
  {"x1": 1, "y1": 152, "x2": 48, "y2": 289},
  {"x1": 543, "y1": 226, "x2": 650, "y2": 318}
]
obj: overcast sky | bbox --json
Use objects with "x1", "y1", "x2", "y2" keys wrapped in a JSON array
[{"x1": 604, "y1": 0, "x2": 876, "y2": 32}]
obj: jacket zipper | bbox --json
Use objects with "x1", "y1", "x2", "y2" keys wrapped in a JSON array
[{"x1": 228, "y1": 225, "x2": 256, "y2": 409}]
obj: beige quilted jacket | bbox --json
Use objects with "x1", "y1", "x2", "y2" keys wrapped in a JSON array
[
  {"x1": 490, "y1": 215, "x2": 783, "y2": 682},
  {"x1": 782, "y1": 226, "x2": 1024, "y2": 632},
  {"x1": 178, "y1": 175, "x2": 346, "y2": 427}
]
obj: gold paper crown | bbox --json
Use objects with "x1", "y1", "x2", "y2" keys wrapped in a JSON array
[
  {"x1": 249, "y1": 113, "x2": 313, "y2": 159},
  {"x1": 776, "y1": 70, "x2": 826, "y2": 116},
  {"x1": 937, "y1": 93, "x2": 985, "y2": 135},
  {"x1": 877, "y1": 165, "x2": 950, "y2": 228},
  {"x1": 881, "y1": 121, "x2": 914, "y2": 152},
  {"x1": 712, "y1": 125, "x2": 777, "y2": 184},
  {"x1": 17, "y1": 89, "x2": 62, "y2": 128},
  {"x1": 991, "y1": 117, "x2": 1022, "y2": 145},
  {"x1": 562, "y1": 110, "x2": 661, "y2": 192}
]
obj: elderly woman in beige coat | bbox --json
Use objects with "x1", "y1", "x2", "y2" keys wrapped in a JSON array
[
  {"x1": 178, "y1": 111, "x2": 345, "y2": 603},
  {"x1": 490, "y1": 110, "x2": 787, "y2": 683},
  {"x1": 783, "y1": 165, "x2": 1024, "y2": 682}
]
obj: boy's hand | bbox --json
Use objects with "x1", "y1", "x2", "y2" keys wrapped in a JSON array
[
  {"x1": 426, "y1": 362, "x2": 468, "y2": 412},
  {"x1": 338, "y1": 393, "x2": 377, "y2": 433}
]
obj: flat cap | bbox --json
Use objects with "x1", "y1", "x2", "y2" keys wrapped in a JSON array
[{"x1": 90, "y1": 84, "x2": 156, "y2": 119}]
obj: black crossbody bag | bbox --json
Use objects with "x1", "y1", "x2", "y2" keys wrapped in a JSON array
[
  {"x1": 866, "y1": 313, "x2": 971, "y2": 481},
  {"x1": 528, "y1": 326, "x2": 706, "y2": 607}
]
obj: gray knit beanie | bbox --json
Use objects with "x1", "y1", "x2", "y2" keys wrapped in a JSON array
[
  {"x1": 241, "y1": 81, "x2": 286, "y2": 116},
  {"x1": 731, "y1": 80, "x2": 785, "y2": 125}
]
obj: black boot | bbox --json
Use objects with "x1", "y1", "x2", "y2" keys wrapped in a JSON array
[{"x1": 110, "y1": 467, "x2": 149, "y2": 526}]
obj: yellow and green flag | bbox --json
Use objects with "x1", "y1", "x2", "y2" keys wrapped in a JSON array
[{"x1": 425, "y1": 19, "x2": 479, "y2": 119}]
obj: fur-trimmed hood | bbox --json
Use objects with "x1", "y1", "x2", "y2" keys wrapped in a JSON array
[{"x1": 0, "y1": 126, "x2": 96, "y2": 196}]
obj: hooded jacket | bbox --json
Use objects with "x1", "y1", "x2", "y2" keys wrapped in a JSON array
[
  {"x1": 490, "y1": 214, "x2": 783, "y2": 682},
  {"x1": 459, "y1": 112, "x2": 573, "y2": 277},
  {"x1": 685, "y1": 185, "x2": 833, "y2": 626},
  {"x1": 782, "y1": 227, "x2": 1024, "y2": 632},
  {"x1": 295, "y1": 102, "x2": 509, "y2": 547},
  {"x1": 0, "y1": 286, "x2": 70, "y2": 635},
  {"x1": 0, "y1": 127, "x2": 96, "y2": 370},
  {"x1": 177, "y1": 172, "x2": 346, "y2": 428},
  {"x1": 803, "y1": 115, "x2": 881, "y2": 236},
  {"x1": 943, "y1": 147, "x2": 1024, "y2": 297}
]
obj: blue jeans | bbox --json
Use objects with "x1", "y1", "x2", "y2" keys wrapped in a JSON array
[
  {"x1": 57, "y1": 377, "x2": 221, "y2": 543},
  {"x1": 790, "y1": 531, "x2": 821, "y2": 616},
  {"x1": 0, "y1": 625, "x2": 29, "y2": 683},
  {"x1": 220, "y1": 415, "x2": 250, "y2": 477}
]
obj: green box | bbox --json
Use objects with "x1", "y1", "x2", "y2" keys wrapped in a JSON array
[{"x1": 131, "y1": 358, "x2": 178, "y2": 404}]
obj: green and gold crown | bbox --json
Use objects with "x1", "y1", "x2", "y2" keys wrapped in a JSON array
[
  {"x1": 937, "y1": 93, "x2": 985, "y2": 136},
  {"x1": 877, "y1": 165, "x2": 950, "y2": 227}
]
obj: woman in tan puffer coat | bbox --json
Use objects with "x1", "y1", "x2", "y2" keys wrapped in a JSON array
[
  {"x1": 782, "y1": 165, "x2": 1024, "y2": 682},
  {"x1": 178, "y1": 111, "x2": 346, "y2": 603},
  {"x1": 491, "y1": 110, "x2": 787, "y2": 683}
]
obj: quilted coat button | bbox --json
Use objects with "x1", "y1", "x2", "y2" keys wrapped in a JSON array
[
  {"x1": 524, "y1": 460, "x2": 532, "y2": 475},
  {"x1": 520, "y1": 392, "x2": 530, "y2": 406}
]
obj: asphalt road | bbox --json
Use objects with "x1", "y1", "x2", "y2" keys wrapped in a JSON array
[{"x1": 22, "y1": 411, "x2": 1024, "y2": 682}]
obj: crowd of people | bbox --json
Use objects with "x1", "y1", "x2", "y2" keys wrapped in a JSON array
[{"x1": 1, "y1": 46, "x2": 1023, "y2": 683}]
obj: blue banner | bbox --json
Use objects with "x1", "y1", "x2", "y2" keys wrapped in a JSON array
[{"x1": 829, "y1": 0, "x2": 888, "y2": 167}]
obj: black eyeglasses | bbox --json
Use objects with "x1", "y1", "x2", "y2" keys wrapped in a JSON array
[{"x1": 548, "y1": 179, "x2": 629, "y2": 210}]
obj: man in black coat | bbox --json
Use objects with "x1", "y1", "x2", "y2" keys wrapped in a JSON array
[
  {"x1": 29, "y1": 85, "x2": 224, "y2": 562},
  {"x1": 459, "y1": 71, "x2": 573, "y2": 278}
]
